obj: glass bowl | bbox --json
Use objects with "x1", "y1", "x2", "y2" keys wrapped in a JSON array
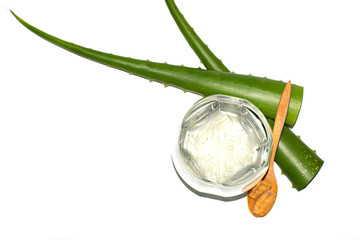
[{"x1": 172, "y1": 95, "x2": 273, "y2": 198}]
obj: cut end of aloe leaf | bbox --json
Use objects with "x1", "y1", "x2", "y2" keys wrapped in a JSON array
[{"x1": 290, "y1": 85, "x2": 304, "y2": 128}]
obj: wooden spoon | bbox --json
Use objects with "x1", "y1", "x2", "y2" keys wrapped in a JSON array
[{"x1": 247, "y1": 81, "x2": 292, "y2": 217}]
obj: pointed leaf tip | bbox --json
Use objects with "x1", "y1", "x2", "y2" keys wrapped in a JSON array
[
  {"x1": 10, "y1": 10, "x2": 21, "y2": 22},
  {"x1": 10, "y1": 10, "x2": 16, "y2": 17}
]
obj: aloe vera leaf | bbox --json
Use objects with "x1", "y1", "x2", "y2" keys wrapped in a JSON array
[
  {"x1": 11, "y1": 11, "x2": 302, "y2": 127},
  {"x1": 165, "y1": 0, "x2": 323, "y2": 190},
  {"x1": 165, "y1": 0, "x2": 230, "y2": 72},
  {"x1": 267, "y1": 119, "x2": 323, "y2": 190}
]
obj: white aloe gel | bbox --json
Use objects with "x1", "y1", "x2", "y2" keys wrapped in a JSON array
[{"x1": 173, "y1": 95, "x2": 272, "y2": 198}]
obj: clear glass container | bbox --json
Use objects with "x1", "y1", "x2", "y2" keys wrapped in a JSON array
[{"x1": 172, "y1": 95, "x2": 273, "y2": 198}]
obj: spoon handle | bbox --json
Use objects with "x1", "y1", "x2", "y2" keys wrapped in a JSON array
[{"x1": 269, "y1": 81, "x2": 292, "y2": 170}]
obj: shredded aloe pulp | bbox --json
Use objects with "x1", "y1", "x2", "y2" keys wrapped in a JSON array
[{"x1": 179, "y1": 100, "x2": 269, "y2": 187}]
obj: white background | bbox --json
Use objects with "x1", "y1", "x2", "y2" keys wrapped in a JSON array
[{"x1": 1, "y1": 0, "x2": 359, "y2": 239}]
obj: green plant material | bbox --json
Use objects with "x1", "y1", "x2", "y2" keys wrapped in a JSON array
[
  {"x1": 10, "y1": 11, "x2": 302, "y2": 127},
  {"x1": 165, "y1": 0, "x2": 230, "y2": 72},
  {"x1": 267, "y1": 119, "x2": 323, "y2": 190},
  {"x1": 165, "y1": 0, "x2": 323, "y2": 190}
]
